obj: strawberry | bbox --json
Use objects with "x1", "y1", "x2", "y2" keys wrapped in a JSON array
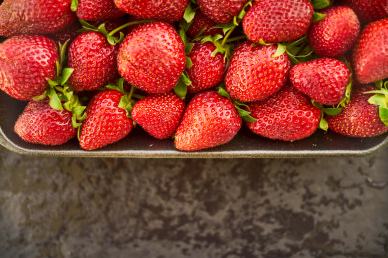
[
  {"x1": 187, "y1": 11, "x2": 221, "y2": 38},
  {"x1": 225, "y1": 42, "x2": 291, "y2": 102},
  {"x1": 327, "y1": 86, "x2": 388, "y2": 138},
  {"x1": 309, "y1": 6, "x2": 360, "y2": 58},
  {"x1": 132, "y1": 93, "x2": 185, "y2": 140},
  {"x1": 79, "y1": 90, "x2": 133, "y2": 151},
  {"x1": 14, "y1": 101, "x2": 76, "y2": 146},
  {"x1": 68, "y1": 32, "x2": 118, "y2": 92},
  {"x1": 353, "y1": 18, "x2": 388, "y2": 84},
  {"x1": 113, "y1": 0, "x2": 189, "y2": 22},
  {"x1": 74, "y1": 0, "x2": 124, "y2": 21},
  {"x1": 243, "y1": 0, "x2": 313, "y2": 43},
  {"x1": 187, "y1": 43, "x2": 226, "y2": 93},
  {"x1": 197, "y1": 0, "x2": 248, "y2": 24},
  {"x1": 0, "y1": 35, "x2": 58, "y2": 101},
  {"x1": 117, "y1": 22, "x2": 186, "y2": 94},
  {"x1": 50, "y1": 21, "x2": 82, "y2": 44},
  {"x1": 247, "y1": 86, "x2": 321, "y2": 142},
  {"x1": 290, "y1": 58, "x2": 351, "y2": 105},
  {"x1": 0, "y1": 0, "x2": 75, "y2": 37},
  {"x1": 340, "y1": 0, "x2": 388, "y2": 23},
  {"x1": 175, "y1": 91, "x2": 242, "y2": 151}
]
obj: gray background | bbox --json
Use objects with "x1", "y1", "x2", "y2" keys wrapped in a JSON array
[{"x1": 0, "y1": 147, "x2": 387, "y2": 258}]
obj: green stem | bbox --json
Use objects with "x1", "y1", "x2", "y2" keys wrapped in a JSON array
[
  {"x1": 226, "y1": 36, "x2": 246, "y2": 43},
  {"x1": 127, "y1": 85, "x2": 135, "y2": 100},
  {"x1": 108, "y1": 20, "x2": 151, "y2": 37},
  {"x1": 221, "y1": 26, "x2": 236, "y2": 47}
]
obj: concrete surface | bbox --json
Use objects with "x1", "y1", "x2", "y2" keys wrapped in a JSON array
[{"x1": 0, "y1": 147, "x2": 387, "y2": 258}]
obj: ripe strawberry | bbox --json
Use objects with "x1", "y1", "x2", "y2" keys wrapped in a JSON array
[
  {"x1": 132, "y1": 93, "x2": 185, "y2": 139},
  {"x1": 114, "y1": 0, "x2": 188, "y2": 22},
  {"x1": 247, "y1": 86, "x2": 321, "y2": 142},
  {"x1": 187, "y1": 43, "x2": 226, "y2": 93},
  {"x1": 353, "y1": 18, "x2": 388, "y2": 84},
  {"x1": 68, "y1": 32, "x2": 118, "y2": 92},
  {"x1": 187, "y1": 11, "x2": 222, "y2": 38},
  {"x1": 290, "y1": 58, "x2": 351, "y2": 105},
  {"x1": 175, "y1": 91, "x2": 242, "y2": 151},
  {"x1": 327, "y1": 86, "x2": 388, "y2": 138},
  {"x1": 14, "y1": 101, "x2": 76, "y2": 146},
  {"x1": 0, "y1": 35, "x2": 58, "y2": 101},
  {"x1": 243, "y1": 0, "x2": 313, "y2": 43},
  {"x1": 197, "y1": 0, "x2": 248, "y2": 24},
  {"x1": 309, "y1": 6, "x2": 360, "y2": 58},
  {"x1": 75, "y1": 0, "x2": 124, "y2": 21},
  {"x1": 225, "y1": 42, "x2": 291, "y2": 102},
  {"x1": 341, "y1": 0, "x2": 388, "y2": 23},
  {"x1": 117, "y1": 22, "x2": 186, "y2": 94},
  {"x1": 0, "y1": 0, "x2": 75, "y2": 37},
  {"x1": 79, "y1": 90, "x2": 133, "y2": 151}
]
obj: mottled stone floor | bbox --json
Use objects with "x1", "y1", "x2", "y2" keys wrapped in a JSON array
[{"x1": 0, "y1": 148, "x2": 387, "y2": 258}]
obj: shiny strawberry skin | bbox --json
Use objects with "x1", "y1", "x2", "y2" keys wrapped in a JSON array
[
  {"x1": 114, "y1": 0, "x2": 188, "y2": 22},
  {"x1": 79, "y1": 90, "x2": 133, "y2": 151},
  {"x1": 14, "y1": 101, "x2": 76, "y2": 146},
  {"x1": 247, "y1": 87, "x2": 321, "y2": 142},
  {"x1": 132, "y1": 93, "x2": 185, "y2": 140},
  {"x1": 225, "y1": 43, "x2": 291, "y2": 102},
  {"x1": 0, "y1": 0, "x2": 75, "y2": 36},
  {"x1": 68, "y1": 32, "x2": 118, "y2": 92},
  {"x1": 353, "y1": 18, "x2": 388, "y2": 84},
  {"x1": 0, "y1": 35, "x2": 58, "y2": 101},
  {"x1": 309, "y1": 6, "x2": 360, "y2": 58},
  {"x1": 175, "y1": 91, "x2": 242, "y2": 151},
  {"x1": 117, "y1": 22, "x2": 186, "y2": 94},
  {"x1": 341, "y1": 0, "x2": 388, "y2": 23},
  {"x1": 187, "y1": 11, "x2": 222, "y2": 38},
  {"x1": 290, "y1": 58, "x2": 351, "y2": 105},
  {"x1": 197, "y1": 0, "x2": 248, "y2": 24},
  {"x1": 187, "y1": 43, "x2": 226, "y2": 93},
  {"x1": 243, "y1": 0, "x2": 313, "y2": 43},
  {"x1": 327, "y1": 86, "x2": 388, "y2": 138},
  {"x1": 76, "y1": 0, "x2": 124, "y2": 21}
]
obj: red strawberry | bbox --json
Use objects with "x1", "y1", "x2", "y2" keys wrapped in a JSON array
[
  {"x1": 243, "y1": 0, "x2": 313, "y2": 43},
  {"x1": 327, "y1": 86, "x2": 388, "y2": 138},
  {"x1": 225, "y1": 42, "x2": 291, "y2": 102},
  {"x1": 187, "y1": 43, "x2": 226, "y2": 93},
  {"x1": 290, "y1": 58, "x2": 351, "y2": 105},
  {"x1": 75, "y1": 0, "x2": 124, "y2": 21},
  {"x1": 175, "y1": 91, "x2": 242, "y2": 151},
  {"x1": 132, "y1": 93, "x2": 185, "y2": 139},
  {"x1": 247, "y1": 86, "x2": 321, "y2": 142},
  {"x1": 117, "y1": 22, "x2": 186, "y2": 94},
  {"x1": 14, "y1": 101, "x2": 76, "y2": 146},
  {"x1": 114, "y1": 0, "x2": 188, "y2": 22},
  {"x1": 0, "y1": 0, "x2": 75, "y2": 37},
  {"x1": 79, "y1": 90, "x2": 133, "y2": 151},
  {"x1": 309, "y1": 6, "x2": 360, "y2": 58},
  {"x1": 353, "y1": 18, "x2": 388, "y2": 84},
  {"x1": 68, "y1": 32, "x2": 118, "y2": 92},
  {"x1": 187, "y1": 11, "x2": 222, "y2": 38},
  {"x1": 197, "y1": 0, "x2": 248, "y2": 24},
  {"x1": 341, "y1": 0, "x2": 388, "y2": 23},
  {"x1": 0, "y1": 35, "x2": 58, "y2": 101}
]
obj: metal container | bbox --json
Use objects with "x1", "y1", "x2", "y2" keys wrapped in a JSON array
[{"x1": 1, "y1": 92, "x2": 387, "y2": 158}]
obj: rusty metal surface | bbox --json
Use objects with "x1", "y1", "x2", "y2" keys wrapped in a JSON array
[{"x1": 0, "y1": 148, "x2": 387, "y2": 258}]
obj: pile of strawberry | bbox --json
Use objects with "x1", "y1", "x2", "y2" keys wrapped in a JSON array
[{"x1": 0, "y1": 0, "x2": 387, "y2": 152}]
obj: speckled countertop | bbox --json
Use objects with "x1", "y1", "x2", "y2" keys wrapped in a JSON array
[{"x1": 0, "y1": 147, "x2": 387, "y2": 258}]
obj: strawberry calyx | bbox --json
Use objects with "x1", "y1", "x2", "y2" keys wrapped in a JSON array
[
  {"x1": 174, "y1": 72, "x2": 192, "y2": 100},
  {"x1": 311, "y1": 0, "x2": 330, "y2": 22},
  {"x1": 70, "y1": 0, "x2": 78, "y2": 12},
  {"x1": 365, "y1": 80, "x2": 388, "y2": 126},
  {"x1": 79, "y1": 19, "x2": 151, "y2": 46},
  {"x1": 33, "y1": 40, "x2": 86, "y2": 130},
  {"x1": 217, "y1": 86, "x2": 257, "y2": 122}
]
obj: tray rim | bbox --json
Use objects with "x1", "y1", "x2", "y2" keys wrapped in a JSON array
[{"x1": 1, "y1": 127, "x2": 387, "y2": 158}]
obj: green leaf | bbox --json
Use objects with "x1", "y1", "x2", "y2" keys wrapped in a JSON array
[
  {"x1": 60, "y1": 68, "x2": 74, "y2": 85},
  {"x1": 32, "y1": 91, "x2": 48, "y2": 102},
  {"x1": 47, "y1": 88, "x2": 63, "y2": 111},
  {"x1": 375, "y1": 80, "x2": 383, "y2": 89},
  {"x1": 312, "y1": 0, "x2": 331, "y2": 10},
  {"x1": 79, "y1": 19, "x2": 97, "y2": 30},
  {"x1": 319, "y1": 116, "x2": 329, "y2": 131},
  {"x1": 217, "y1": 86, "x2": 230, "y2": 99},
  {"x1": 323, "y1": 107, "x2": 342, "y2": 116},
  {"x1": 47, "y1": 78, "x2": 59, "y2": 88},
  {"x1": 186, "y1": 56, "x2": 193, "y2": 69},
  {"x1": 181, "y1": 72, "x2": 192, "y2": 86},
  {"x1": 272, "y1": 43, "x2": 287, "y2": 58},
  {"x1": 71, "y1": 0, "x2": 78, "y2": 12},
  {"x1": 183, "y1": 3, "x2": 196, "y2": 24},
  {"x1": 174, "y1": 81, "x2": 188, "y2": 99},
  {"x1": 379, "y1": 106, "x2": 388, "y2": 126},
  {"x1": 185, "y1": 42, "x2": 194, "y2": 54},
  {"x1": 368, "y1": 94, "x2": 387, "y2": 108},
  {"x1": 313, "y1": 12, "x2": 326, "y2": 22},
  {"x1": 242, "y1": 114, "x2": 257, "y2": 123}
]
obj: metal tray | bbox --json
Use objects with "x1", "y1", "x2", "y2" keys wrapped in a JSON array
[{"x1": 1, "y1": 92, "x2": 387, "y2": 158}]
